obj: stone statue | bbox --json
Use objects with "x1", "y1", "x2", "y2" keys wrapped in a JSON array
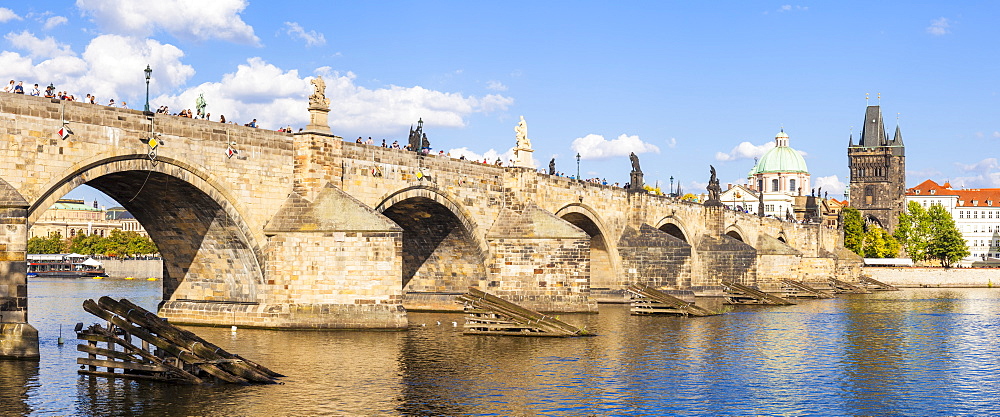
[
  {"x1": 705, "y1": 165, "x2": 723, "y2": 206},
  {"x1": 629, "y1": 152, "x2": 641, "y2": 173},
  {"x1": 309, "y1": 76, "x2": 330, "y2": 109},
  {"x1": 195, "y1": 93, "x2": 206, "y2": 117},
  {"x1": 758, "y1": 188, "x2": 765, "y2": 217},
  {"x1": 548, "y1": 158, "x2": 556, "y2": 175},
  {"x1": 515, "y1": 116, "x2": 530, "y2": 148}
]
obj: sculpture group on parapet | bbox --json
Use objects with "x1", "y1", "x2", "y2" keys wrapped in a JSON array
[
  {"x1": 548, "y1": 158, "x2": 556, "y2": 175},
  {"x1": 627, "y1": 152, "x2": 644, "y2": 192},
  {"x1": 407, "y1": 118, "x2": 430, "y2": 153},
  {"x1": 704, "y1": 165, "x2": 723, "y2": 206},
  {"x1": 309, "y1": 76, "x2": 330, "y2": 109}
]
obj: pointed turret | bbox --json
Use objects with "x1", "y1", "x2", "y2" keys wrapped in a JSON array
[
  {"x1": 848, "y1": 132, "x2": 854, "y2": 147},
  {"x1": 892, "y1": 124, "x2": 904, "y2": 146},
  {"x1": 859, "y1": 105, "x2": 887, "y2": 147}
]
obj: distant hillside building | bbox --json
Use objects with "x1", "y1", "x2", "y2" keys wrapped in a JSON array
[
  {"x1": 30, "y1": 199, "x2": 148, "y2": 239},
  {"x1": 907, "y1": 180, "x2": 1000, "y2": 261},
  {"x1": 848, "y1": 105, "x2": 906, "y2": 232}
]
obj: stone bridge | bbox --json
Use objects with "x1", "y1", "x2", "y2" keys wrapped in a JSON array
[{"x1": 0, "y1": 93, "x2": 860, "y2": 357}]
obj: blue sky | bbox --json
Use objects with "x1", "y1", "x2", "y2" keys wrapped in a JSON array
[{"x1": 2, "y1": 1, "x2": 998, "y2": 208}]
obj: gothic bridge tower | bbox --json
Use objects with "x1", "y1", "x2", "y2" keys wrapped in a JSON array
[{"x1": 848, "y1": 104, "x2": 906, "y2": 232}]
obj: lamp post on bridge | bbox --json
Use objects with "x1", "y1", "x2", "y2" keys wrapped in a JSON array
[
  {"x1": 143, "y1": 65, "x2": 152, "y2": 114},
  {"x1": 670, "y1": 176, "x2": 674, "y2": 197},
  {"x1": 575, "y1": 152, "x2": 581, "y2": 181}
]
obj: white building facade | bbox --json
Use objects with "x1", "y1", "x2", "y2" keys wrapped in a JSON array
[{"x1": 906, "y1": 180, "x2": 1000, "y2": 260}]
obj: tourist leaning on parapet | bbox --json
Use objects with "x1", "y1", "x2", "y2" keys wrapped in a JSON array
[
  {"x1": 30, "y1": 84, "x2": 39, "y2": 96},
  {"x1": 13, "y1": 82, "x2": 24, "y2": 94},
  {"x1": 4, "y1": 80, "x2": 13, "y2": 93}
]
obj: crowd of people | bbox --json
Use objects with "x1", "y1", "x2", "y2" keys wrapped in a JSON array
[{"x1": 4, "y1": 78, "x2": 284, "y2": 132}]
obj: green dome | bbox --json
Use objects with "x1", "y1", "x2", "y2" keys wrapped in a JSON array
[{"x1": 748, "y1": 131, "x2": 808, "y2": 175}]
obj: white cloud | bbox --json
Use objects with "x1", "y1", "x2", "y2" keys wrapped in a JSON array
[
  {"x1": 446, "y1": 147, "x2": 513, "y2": 164},
  {"x1": 952, "y1": 158, "x2": 1000, "y2": 188},
  {"x1": 778, "y1": 5, "x2": 807, "y2": 12},
  {"x1": 571, "y1": 134, "x2": 660, "y2": 160},
  {"x1": 284, "y1": 22, "x2": 325, "y2": 47},
  {"x1": 715, "y1": 141, "x2": 774, "y2": 161},
  {"x1": 666, "y1": 137, "x2": 677, "y2": 148},
  {"x1": 994, "y1": 131, "x2": 1000, "y2": 138},
  {"x1": 0, "y1": 7, "x2": 21, "y2": 22},
  {"x1": 927, "y1": 17, "x2": 951, "y2": 36},
  {"x1": 76, "y1": 0, "x2": 259, "y2": 45},
  {"x1": 0, "y1": 34, "x2": 193, "y2": 104},
  {"x1": 486, "y1": 80, "x2": 507, "y2": 91},
  {"x1": 43, "y1": 16, "x2": 68, "y2": 30},
  {"x1": 813, "y1": 175, "x2": 846, "y2": 198},
  {"x1": 315, "y1": 67, "x2": 513, "y2": 133},
  {"x1": 4, "y1": 31, "x2": 75, "y2": 59}
]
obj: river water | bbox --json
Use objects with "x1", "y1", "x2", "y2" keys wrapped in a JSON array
[{"x1": 2, "y1": 278, "x2": 999, "y2": 416}]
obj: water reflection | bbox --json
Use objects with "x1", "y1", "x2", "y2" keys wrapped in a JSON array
[{"x1": 7, "y1": 279, "x2": 1000, "y2": 416}]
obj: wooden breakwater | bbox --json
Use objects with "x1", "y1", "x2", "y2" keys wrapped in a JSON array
[
  {"x1": 456, "y1": 288, "x2": 593, "y2": 337},
  {"x1": 77, "y1": 296, "x2": 282, "y2": 384},
  {"x1": 720, "y1": 281, "x2": 796, "y2": 305},
  {"x1": 626, "y1": 283, "x2": 719, "y2": 317}
]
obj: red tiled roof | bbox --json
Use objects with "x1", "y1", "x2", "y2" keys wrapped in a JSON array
[{"x1": 907, "y1": 179, "x2": 1000, "y2": 207}]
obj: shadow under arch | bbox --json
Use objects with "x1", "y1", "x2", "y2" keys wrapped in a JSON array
[
  {"x1": 724, "y1": 225, "x2": 750, "y2": 244},
  {"x1": 375, "y1": 185, "x2": 489, "y2": 295},
  {"x1": 554, "y1": 203, "x2": 621, "y2": 290},
  {"x1": 655, "y1": 217, "x2": 691, "y2": 243},
  {"x1": 27, "y1": 154, "x2": 265, "y2": 303}
]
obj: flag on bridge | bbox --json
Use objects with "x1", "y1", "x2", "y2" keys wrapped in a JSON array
[{"x1": 58, "y1": 124, "x2": 73, "y2": 140}]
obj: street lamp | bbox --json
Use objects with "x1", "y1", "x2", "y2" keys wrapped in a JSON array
[
  {"x1": 669, "y1": 176, "x2": 674, "y2": 197},
  {"x1": 143, "y1": 65, "x2": 152, "y2": 113},
  {"x1": 575, "y1": 152, "x2": 581, "y2": 180}
]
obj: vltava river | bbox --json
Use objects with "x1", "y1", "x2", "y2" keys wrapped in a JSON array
[{"x1": 2, "y1": 278, "x2": 999, "y2": 416}]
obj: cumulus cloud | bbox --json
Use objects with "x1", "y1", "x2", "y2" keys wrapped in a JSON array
[
  {"x1": 813, "y1": 175, "x2": 846, "y2": 198},
  {"x1": 715, "y1": 141, "x2": 774, "y2": 162},
  {"x1": 0, "y1": 7, "x2": 21, "y2": 23},
  {"x1": 778, "y1": 5, "x2": 808, "y2": 12},
  {"x1": 149, "y1": 58, "x2": 514, "y2": 131},
  {"x1": 571, "y1": 134, "x2": 660, "y2": 160},
  {"x1": 927, "y1": 17, "x2": 951, "y2": 36},
  {"x1": 315, "y1": 67, "x2": 513, "y2": 133},
  {"x1": 76, "y1": 0, "x2": 259, "y2": 45},
  {"x1": 43, "y1": 16, "x2": 68, "y2": 30},
  {"x1": 4, "y1": 31, "x2": 75, "y2": 59},
  {"x1": 486, "y1": 80, "x2": 507, "y2": 91},
  {"x1": 284, "y1": 22, "x2": 325, "y2": 47},
  {"x1": 952, "y1": 158, "x2": 1000, "y2": 188},
  {"x1": 0, "y1": 34, "x2": 193, "y2": 103},
  {"x1": 994, "y1": 131, "x2": 1000, "y2": 138},
  {"x1": 666, "y1": 137, "x2": 677, "y2": 148}
]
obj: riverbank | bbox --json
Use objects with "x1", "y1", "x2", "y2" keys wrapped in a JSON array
[
  {"x1": 864, "y1": 266, "x2": 999, "y2": 287},
  {"x1": 99, "y1": 259, "x2": 162, "y2": 280}
]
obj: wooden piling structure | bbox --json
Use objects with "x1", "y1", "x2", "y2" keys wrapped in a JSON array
[
  {"x1": 76, "y1": 296, "x2": 282, "y2": 385},
  {"x1": 456, "y1": 288, "x2": 593, "y2": 337},
  {"x1": 626, "y1": 283, "x2": 720, "y2": 316},
  {"x1": 859, "y1": 276, "x2": 899, "y2": 291},
  {"x1": 720, "y1": 281, "x2": 796, "y2": 305},
  {"x1": 780, "y1": 279, "x2": 834, "y2": 299},
  {"x1": 827, "y1": 278, "x2": 872, "y2": 294}
]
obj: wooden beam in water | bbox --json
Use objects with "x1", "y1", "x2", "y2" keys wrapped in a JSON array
[
  {"x1": 780, "y1": 279, "x2": 834, "y2": 299},
  {"x1": 859, "y1": 276, "x2": 899, "y2": 291},
  {"x1": 827, "y1": 278, "x2": 871, "y2": 294},
  {"x1": 456, "y1": 288, "x2": 593, "y2": 337},
  {"x1": 720, "y1": 281, "x2": 796, "y2": 305},
  {"x1": 625, "y1": 283, "x2": 720, "y2": 317}
]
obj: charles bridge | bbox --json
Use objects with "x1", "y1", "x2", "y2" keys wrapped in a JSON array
[{"x1": 0, "y1": 89, "x2": 861, "y2": 358}]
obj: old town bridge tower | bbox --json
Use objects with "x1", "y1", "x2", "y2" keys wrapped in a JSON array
[{"x1": 848, "y1": 104, "x2": 906, "y2": 232}]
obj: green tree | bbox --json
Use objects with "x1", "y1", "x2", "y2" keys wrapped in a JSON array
[
  {"x1": 68, "y1": 233, "x2": 107, "y2": 256},
  {"x1": 894, "y1": 201, "x2": 931, "y2": 261},
  {"x1": 926, "y1": 205, "x2": 969, "y2": 267},
  {"x1": 27, "y1": 232, "x2": 66, "y2": 254},
  {"x1": 104, "y1": 230, "x2": 158, "y2": 257},
  {"x1": 862, "y1": 226, "x2": 899, "y2": 258},
  {"x1": 842, "y1": 207, "x2": 864, "y2": 255}
]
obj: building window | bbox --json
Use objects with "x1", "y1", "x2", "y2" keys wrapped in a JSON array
[
  {"x1": 789, "y1": 179, "x2": 796, "y2": 194},
  {"x1": 865, "y1": 186, "x2": 874, "y2": 205},
  {"x1": 771, "y1": 179, "x2": 779, "y2": 192}
]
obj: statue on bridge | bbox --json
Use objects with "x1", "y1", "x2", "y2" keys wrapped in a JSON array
[
  {"x1": 408, "y1": 118, "x2": 428, "y2": 153},
  {"x1": 628, "y1": 152, "x2": 644, "y2": 192},
  {"x1": 195, "y1": 93, "x2": 207, "y2": 118},
  {"x1": 515, "y1": 116, "x2": 530, "y2": 149},
  {"x1": 548, "y1": 158, "x2": 556, "y2": 175},
  {"x1": 704, "y1": 165, "x2": 723, "y2": 206},
  {"x1": 309, "y1": 76, "x2": 330, "y2": 109},
  {"x1": 629, "y1": 152, "x2": 642, "y2": 173}
]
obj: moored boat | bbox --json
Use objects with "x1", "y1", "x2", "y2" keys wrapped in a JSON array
[{"x1": 27, "y1": 254, "x2": 109, "y2": 278}]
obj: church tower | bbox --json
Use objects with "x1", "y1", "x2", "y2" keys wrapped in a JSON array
[{"x1": 847, "y1": 104, "x2": 906, "y2": 232}]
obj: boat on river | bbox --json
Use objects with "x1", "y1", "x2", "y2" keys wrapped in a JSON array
[{"x1": 27, "y1": 254, "x2": 108, "y2": 278}]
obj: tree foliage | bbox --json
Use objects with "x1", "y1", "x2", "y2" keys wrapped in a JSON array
[
  {"x1": 842, "y1": 207, "x2": 864, "y2": 255},
  {"x1": 893, "y1": 201, "x2": 932, "y2": 261},
  {"x1": 27, "y1": 232, "x2": 66, "y2": 254},
  {"x1": 926, "y1": 205, "x2": 969, "y2": 267}
]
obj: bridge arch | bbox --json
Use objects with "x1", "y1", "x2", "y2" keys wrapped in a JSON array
[
  {"x1": 724, "y1": 225, "x2": 750, "y2": 244},
  {"x1": 554, "y1": 203, "x2": 621, "y2": 290},
  {"x1": 375, "y1": 185, "x2": 489, "y2": 295},
  {"x1": 27, "y1": 154, "x2": 265, "y2": 304},
  {"x1": 655, "y1": 217, "x2": 692, "y2": 243}
]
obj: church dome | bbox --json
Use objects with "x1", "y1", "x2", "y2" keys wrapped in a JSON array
[{"x1": 748, "y1": 130, "x2": 808, "y2": 175}]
